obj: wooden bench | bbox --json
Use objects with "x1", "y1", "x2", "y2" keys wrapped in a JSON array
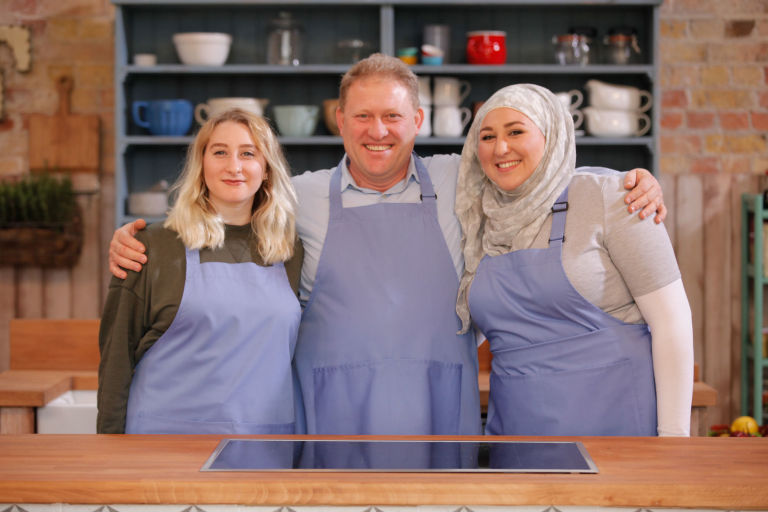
[
  {"x1": 0, "y1": 318, "x2": 99, "y2": 434},
  {"x1": 477, "y1": 342, "x2": 718, "y2": 436}
]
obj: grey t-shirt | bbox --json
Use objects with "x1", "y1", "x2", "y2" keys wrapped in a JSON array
[{"x1": 527, "y1": 171, "x2": 681, "y2": 324}]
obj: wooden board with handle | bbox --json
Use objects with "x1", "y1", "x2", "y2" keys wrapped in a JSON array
[{"x1": 28, "y1": 76, "x2": 99, "y2": 173}]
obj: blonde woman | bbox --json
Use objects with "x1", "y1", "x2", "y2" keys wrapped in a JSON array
[{"x1": 98, "y1": 109, "x2": 303, "y2": 434}]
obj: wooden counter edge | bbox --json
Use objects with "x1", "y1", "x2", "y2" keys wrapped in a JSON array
[{"x1": 0, "y1": 435, "x2": 767, "y2": 509}]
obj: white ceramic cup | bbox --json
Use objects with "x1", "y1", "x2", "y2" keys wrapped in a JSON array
[
  {"x1": 555, "y1": 89, "x2": 584, "y2": 111},
  {"x1": 433, "y1": 77, "x2": 471, "y2": 106},
  {"x1": 582, "y1": 107, "x2": 651, "y2": 137},
  {"x1": 556, "y1": 90, "x2": 585, "y2": 129},
  {"x1": 418, "y1": 106, "x2": 432, "y2": 137},
  {"x1": 273, "y1": 105, "x2": 320, "y2": 137},
  {"x1": 194, "y1": 97, "x2": 269, "y2": 124},
  {"x1": 418, "y1": 76, "x2": 432, "y2": 105},
  {"x1": 433, "y1": 105, "x2": 471, "y2": 137},
  {"x1": 585, "y1": 79, "x2": 653, "y2": 112}
]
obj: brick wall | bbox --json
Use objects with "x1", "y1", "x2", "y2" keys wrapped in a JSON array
[
  {"x1": 659, "y1": 0, "x2": 768, "y2": 176},
  {"x1": 0, "y1": 0, "x2": 115, "y2": 179}
]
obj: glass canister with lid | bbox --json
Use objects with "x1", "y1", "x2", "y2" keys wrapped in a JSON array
[
  {"x1": 267, "y1": 11, "x2": 304, "y2": 66},
  {"x1": 552, "y1": 26, "x2": 596, "y2": 66},
  {"x1": 603, "y1": 26, "x2": 641, "y2": 65}
]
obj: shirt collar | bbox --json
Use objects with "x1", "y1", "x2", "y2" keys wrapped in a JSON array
[{"x1": 339, "y1": 154, "x2": 420, "y2": 195}]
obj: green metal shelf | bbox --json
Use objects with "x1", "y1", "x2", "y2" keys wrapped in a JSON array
[{"x1": 740, "y1": 193, "x2": 768, "y2": 424}]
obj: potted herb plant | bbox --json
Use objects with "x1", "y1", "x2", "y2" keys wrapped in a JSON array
[{"x1": 0, "y1": 174, "x2": 83, "y2": 267}]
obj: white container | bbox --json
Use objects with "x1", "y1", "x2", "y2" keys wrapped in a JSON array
[
  {"x1": 128, "y1": 191, "x2": 168, "y2": 217},
  {"x1": 36, "y1": 390, "x2": 97, "y2": 434},
  {"x1": 173, "y1": 32, "x2": 232, "y2": 66}
]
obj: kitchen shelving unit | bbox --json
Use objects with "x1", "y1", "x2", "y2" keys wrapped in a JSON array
[
  {"x1": 740, "y1": 193, "x2": 768, "y2": 425},
  {"x1": 113, "y1": 0, "x2": 662, "y2": 226}
]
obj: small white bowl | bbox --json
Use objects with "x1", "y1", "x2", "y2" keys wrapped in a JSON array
[
  {"x1": 128, "y1": 191, "x2": 168, "y2": 217},
  {"x1": 172, "y1": 32, "x2": 232, "y2": 66}
]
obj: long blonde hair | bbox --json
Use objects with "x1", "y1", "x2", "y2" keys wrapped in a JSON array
[{"x1": 165, "y1": 108, "x2": 297, "y2": 264}]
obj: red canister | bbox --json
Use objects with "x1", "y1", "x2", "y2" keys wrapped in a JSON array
[{"x1": 466, "y1": 30, "x2": 507, "y2": 65}]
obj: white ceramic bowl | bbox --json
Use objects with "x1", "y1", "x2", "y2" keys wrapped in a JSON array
[
  {"x1": 128, "y1": 191, "x2": 168, "y2": 217},
  {"x1": 172, "y1": 32, "x2": 232, "y2": 66},
  {"x1": 273, "y1": 105, "x2": 320, "y2": 137}
]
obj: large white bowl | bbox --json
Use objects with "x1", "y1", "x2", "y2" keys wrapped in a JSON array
[{"x1": 173, "y1": 32, "x2": 232, "y2": 66}]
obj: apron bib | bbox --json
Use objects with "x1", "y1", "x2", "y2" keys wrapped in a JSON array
[
  {"x1": 294, "y1": 154, "x2": 481, "y2": 435},
  {"x1": 126, "y1": 246, "x2": 301, "y2": 434},
  {"x1": 469, "y1": 187, "x2": 657, "y2": 436}
]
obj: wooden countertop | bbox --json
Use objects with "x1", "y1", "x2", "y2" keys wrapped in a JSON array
[
  {"x1": 1, "y1": 435, "x2": 766, "y2": 509},
  {"x1": 0, "y1": 370, "x2": 97, "y2": 406}
]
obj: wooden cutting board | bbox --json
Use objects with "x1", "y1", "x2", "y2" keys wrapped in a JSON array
[{"x1": 28, "y1": 75, "x2": 99, "y2": 173}]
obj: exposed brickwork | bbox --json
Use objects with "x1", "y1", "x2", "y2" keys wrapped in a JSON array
[
  {"x1": 0, "y1": 0, "x2": 114, "y2": 178},
  {"x1": 720, "y1": 111, "x2": 751, "y2": 130},
  {"x1": 660, "y1": 0, "x2": 767, "y2": 175},
  {"x1": 688, "y1": 111, "x2": 717, "y2": 129}
]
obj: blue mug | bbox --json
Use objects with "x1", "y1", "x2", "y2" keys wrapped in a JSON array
[{"x1": 132, "y1": 99, "x2": 193, "y2": 136}]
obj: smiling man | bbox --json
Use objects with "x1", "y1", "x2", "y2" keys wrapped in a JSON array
[{"x1": 108, "y1": 53, "x2": 666, "y2": 436}]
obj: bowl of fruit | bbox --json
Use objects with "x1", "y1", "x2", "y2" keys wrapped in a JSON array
[{"x1": 709, "y1": 416, "x2": 768, "y2": 437}]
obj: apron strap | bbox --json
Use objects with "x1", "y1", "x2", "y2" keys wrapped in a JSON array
[{"x1": 548, "y1": 186, "x2": 569, "y2": 248}]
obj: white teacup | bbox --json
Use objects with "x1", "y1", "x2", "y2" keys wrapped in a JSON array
[
  {"x1": 433, "y1": 77, "x2": 471, "y2": 106},
  {"x1": 418, "y1": 106, "x2": 432, "y2": 137},
  {"x1": 585, "y1": 79, "x2": 652, "y2": 112},
  {"x1": 418, "y1": 76, "x2": 432, "y2": 106},
  {"x1": 555, "y1": 89, "x2": 584, "y2": 110},
  {"x1": 555, "y1": 90, "x2": 585, "y2": 129},
  {"x1": 194, "y1": 97, "x2": 269, "y2": 124},
  {"x1": 433, "y1": 105, "x2": 471, "y2": 137},
  {"x1": 582, "y1": 107, "x2": 650, "y2": 137}
]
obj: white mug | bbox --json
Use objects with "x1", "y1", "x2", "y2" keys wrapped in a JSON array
[
  {"x1": 418, "y1": 106, "x2": 432, "y2": 137},
  {"x1": 433, "y1": 77, "x2": 471, "y2": 106},
  {"x1": 555, "y1": 89, "x2": 584, "y2": 111},
  {"x1": 582, "y1": 107, "x2": 651, "y2": 137},
  {"x1": 433, "y1": 105, "x2": 471, "y2": 137},
  {"x1": 418, "y1": 76, "x2": 432, "y2": 106},
  {"x1": 194, "y1": 97, "x2": 269, "y2": 124},
  {"x1": 585, "y1": 79, "x2": 652, "y2": 112}
]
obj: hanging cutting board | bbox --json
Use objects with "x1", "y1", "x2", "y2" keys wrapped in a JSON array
[{"x1": 28, "y1": 75, "x2": 99, "y2": 173}]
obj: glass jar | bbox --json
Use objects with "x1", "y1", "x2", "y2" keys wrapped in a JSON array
[
  {"x1": 603, "y1": 27, "x2": 641, "y2": 65},
  {"x1": 267, "y1": 11, "x2": 303, "y2": 66},
  {"x1": 552, "y1": 33, "x2": 591, "y2": 65}
]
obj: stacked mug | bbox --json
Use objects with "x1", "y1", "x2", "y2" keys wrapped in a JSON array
[
  {"x1": 554, "y1": 89, "x2": 585, "y2": 134},
  {"x1": 417, "y1": 76, "x2": 432, "y2": 137},
  {"x1": 431, "y1": 77, "x2": 472, "y2": 137},
  {"x1": 583, "y1": 79, "x2": 652, "y2": 137}
]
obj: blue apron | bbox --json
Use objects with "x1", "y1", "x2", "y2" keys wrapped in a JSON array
[
  {"x1": 469, "y1": 187, "x2": 657, "y2": 436},
  {"x1": 294, "y1": 154, "x2": 481, "y2": 435},
  {"x1": 126, "y1": 246, "x2": 301, "y2": 434}
]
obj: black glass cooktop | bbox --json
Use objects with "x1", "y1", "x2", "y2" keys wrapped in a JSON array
[{"x1": 200, "y1": 439, "x2": 598, "y2": 473}]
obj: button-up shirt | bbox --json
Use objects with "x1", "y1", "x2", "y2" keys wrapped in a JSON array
[{"x1": 292, "y1": 153, "x2": 464, "y2": 305}]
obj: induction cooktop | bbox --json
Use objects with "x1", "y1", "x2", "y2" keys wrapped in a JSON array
[{"x1": 200, "y1": 439, "x2": 598, "y2": 473}]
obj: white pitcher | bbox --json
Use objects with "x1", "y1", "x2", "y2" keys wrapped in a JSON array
[
  {"x1": 433, "y1": 77, "x2": 471, "y2": 106},
  {"x1": 433, "y1": 105, "x2": 471, "y2": 137},
  {"x1": 585, "y1": 80, "x2": 652, "y2": 112}
]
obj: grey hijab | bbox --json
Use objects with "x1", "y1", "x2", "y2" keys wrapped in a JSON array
[{"x1": 455, "y1": 83, "x2": 576, "y2": 333}]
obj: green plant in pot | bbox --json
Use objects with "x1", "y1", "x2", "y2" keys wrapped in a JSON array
[{"x1": 0, "y1": 173, "x2": 83, "y2": 267}]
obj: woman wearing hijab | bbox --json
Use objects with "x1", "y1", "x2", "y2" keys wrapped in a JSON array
[{"x1": 455, "y1": 84, "x2": 693, "y2": 437}]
